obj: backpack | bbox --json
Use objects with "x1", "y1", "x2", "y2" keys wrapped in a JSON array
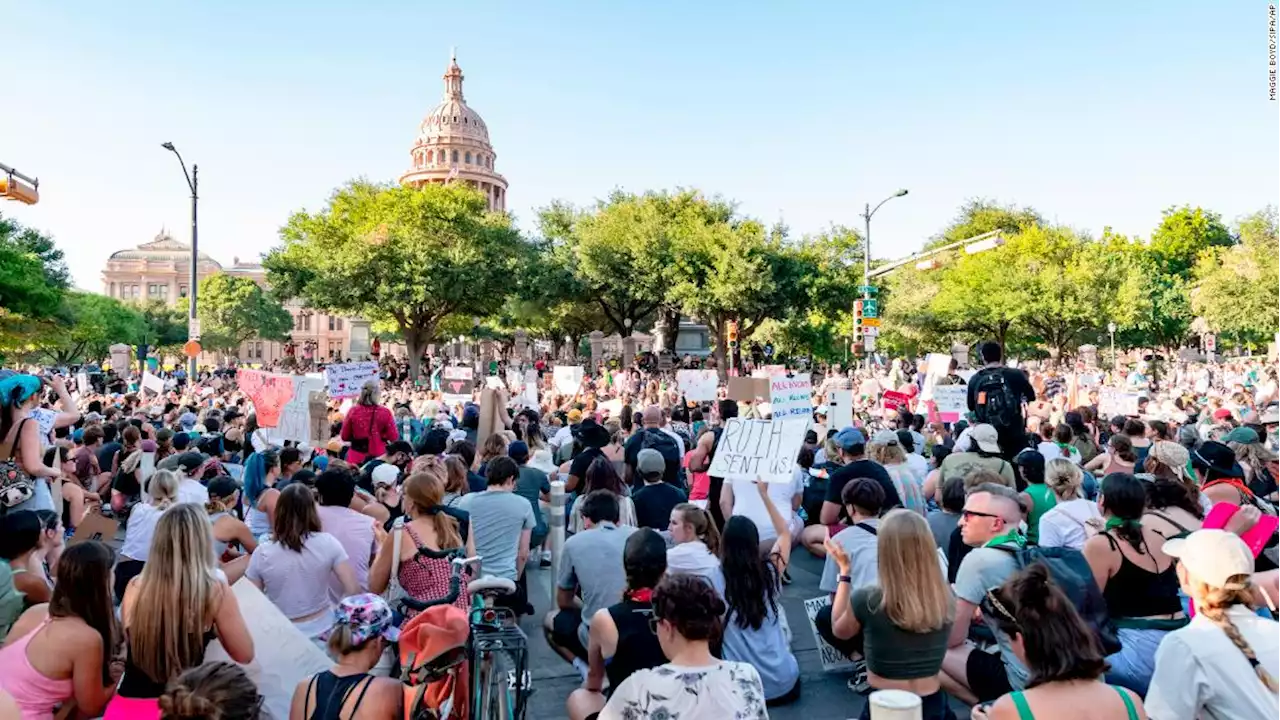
[
  {"x1": 972, "y1": 369, "x2": 1022, "y2": 430},
  {"x1": 994, "y1": 544, "x2": 1122, "y2": 655},
  {"x1": 638, "y1": 429, "x2": 682, "y2": 482}
]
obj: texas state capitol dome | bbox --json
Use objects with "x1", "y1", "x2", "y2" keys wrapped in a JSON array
[{"x1": 399, "y1": 52, "x2": 508, "y2": 211}]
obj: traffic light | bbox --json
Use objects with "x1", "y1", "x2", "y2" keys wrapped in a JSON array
[
  {"x1": 726, "y1": 320, "x2": 739, "y2": 346},
  {"x1": 853, "y1": 300, "x2": 864, "y2": 338},
  {"x1": 0, "y1": 175, "x2": 38, "y2": 205}
]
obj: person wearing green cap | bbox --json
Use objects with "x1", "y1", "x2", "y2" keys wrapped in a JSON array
[{"x1": 1224, "y1": 427, "x2": 1279, "y2": 504}]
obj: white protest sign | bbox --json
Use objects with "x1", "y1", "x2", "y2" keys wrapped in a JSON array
[
  {"x1": 932, "y1": 384, "x2": 968, "y2": 422},
  {"x1": 206, "y1": 580, "x2": 332, "y2": 720},
  {"x1": 598, "y1": 398, "x2": 624, "y2": 418},
  {"x1": 769, "y1": 374, "x2": 813, "y2": 419},
  {"x1": 827, "y1": 389, "x2": 854, "y2": 431},
  {"x1": 324, "y1": 361, "x2": 380, "y2": 399},
  {"x1": 553, "y1": 365, "x2": 584, "y2": 395},
  {"x1": 522, "y1": 369, "x2": 539, "y2": 408},
  {"x1": 1098, "y1": 387, "x2": 1141, "y2": 417},
  {"x1": 485, "y1": 375, "x2": 505, "y2": 390},
  {"x1": 506, "y1": 368, "x2": 524, "y2": 392},
  {"x1": 707, "y1": 416, "x2": 809, "y2": 484},
  {"x1": 676, "y1": 369, "x2": 718, "y2": 402},
  {"x1": 919, "y1": 352, "x2": 952, "y2": 402},
  {"x1": 76, "y1": 372, "x2": 89, "y2": 393},
  {"x1": 441, "y1": 366, "x2": 474, "y2": 405},
  {"x1": 273, "y1": 375, "x2": 326, "y2": 444},
  {"x1": 141, "y1": 371, "x2": 165, "y2": 396}
]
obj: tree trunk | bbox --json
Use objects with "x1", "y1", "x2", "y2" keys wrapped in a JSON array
[
  {"x1": 403, "y1": 324, "x2": 432, "y2": 381},
  {"x1": 661, "y1": 306, "x2": 681, "y2": 352},
  {"x1": 710, "y1": 318, "x2": 728, "y2": 382}
]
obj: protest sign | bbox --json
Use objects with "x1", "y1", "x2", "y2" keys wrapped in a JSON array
[
  {"x1": 441, "y1": 366, "x2": 474, "y2": 405},
  {"x1": 69, "y1": 511, "x2": 118, "y2": 546},
  {"x1": 75, "y1": 372, "x2": 89, "y2": 394},
  {"x1": 237, "y1": 369, "x2": 296, "y2": 427},
  {"x1": 485, "y1": 375, "x2": 505, "y2": 390},
  {"x1": 769, "y1": 374, "x2": 813, "y2": 419},
  {"x1": 919, "y1": 352, "x2": 952, "y2": 402},
  {"x1": 274, "y1": 375, "x2": 326, "y2": 444},
  {"x1": 827, "y1": 389, "x2": 854, "y2": 430},
  {"x1": 707, "y1": 416, "x2": 809, "y2": 484},
  {"x1": 324, "y1": 361, "x2": 380, "y2": 399},
  {"x1": 728, "y1": 377, "x2": 768, "y2": 402},
  {"x1": 1098, "y1": 387, "x2": 1141, "y2": 417},
  {"x1": 882, "y1": 390, "x2": 910, "y2": 412},
  {"x1": 506, "y1": 368, "x2": 524, "y2": 392},
  {"x1": 522, "y1": 369, "x2": 538, "y2": 407},
  {"x1": 553, "y1": 365, "x2": 584, "y2": 395},
  {"x1": 598, "y1": 398, "x2": 624, "y2": 418},
  {"x1": 804, "y1": 596, "x2": 856, "y2": 673},
  {"x1": 206, "y1": 581, "x2": 332, "y2": 720},
  {"x1": 141, "y1": 371, "x2": 165, "y2": 396},
  {"x1": 676, "y1": 369, "x2": 718, "y2": 402},
  {"x1": 932, "y1": 385, "x2": 968, "y2": 422}
]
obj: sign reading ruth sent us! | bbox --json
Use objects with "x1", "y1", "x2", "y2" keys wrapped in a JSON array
[{"x1": 707, "y1": 417, "x2": 810, "y2": 484}]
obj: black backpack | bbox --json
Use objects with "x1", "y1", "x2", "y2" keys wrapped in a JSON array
[
  {"x1": 638, "y1": 428, "x2": 682, "y2": 483},
  {"x1": 973, "y1": 369, "x2": 1022, "y2": 430},
  {"x1": 994, "y1": 545, "x2": 1121, "y2": 655}
]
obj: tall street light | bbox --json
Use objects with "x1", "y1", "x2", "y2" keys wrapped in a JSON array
[
  {"x1": 161, "y1": 142, "x2": 199, "y2": 380},
  {"x1": 861, "y1": 189, "x2": 908, "y2": 303},
  {"x1": 1108, "y1": 322, "x2": 1117, "y2": 370}
]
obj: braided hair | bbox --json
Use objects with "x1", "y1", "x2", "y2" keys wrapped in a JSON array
[{"x1": 1191, "y1": 574, "x2": 1278, "y2": 693}]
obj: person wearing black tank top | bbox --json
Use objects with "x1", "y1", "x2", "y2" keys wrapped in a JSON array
[
  {"x1": 566, "y1": 528, "x2": 668, "y2": 720},
  {"x1": 291, "y1": 594, "x2": 402, "y2": 720}
]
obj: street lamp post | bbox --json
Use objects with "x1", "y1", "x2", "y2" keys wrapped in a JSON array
[
  {"x1": 161, "y1": 142, "x2": 199, "y2": 380},
  {"x1": 860, "y1": 189, "x2": 908, "y2": 361},
  {"x1": 1108, "y1": 322, "x2": 1117, "y2": 370}
]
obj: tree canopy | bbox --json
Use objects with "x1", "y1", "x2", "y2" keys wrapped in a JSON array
[{"x1": 197, "y1": 272, "x2": 293, "y2": 354}]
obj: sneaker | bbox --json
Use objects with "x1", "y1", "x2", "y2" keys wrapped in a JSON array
[
  {"x1": 540, "y1": 549, "x2": 552, "y2": 567},
  {"x1": 572, "y1": 657, "x2": 590, "y2": 682},
  {"x1": 846, "y1": 659, "x2": 870, "y2": 695}
]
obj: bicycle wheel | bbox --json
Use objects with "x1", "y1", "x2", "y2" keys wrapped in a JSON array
[{"x1": 472, "y1": 653, "x2": 494, "y2": 720}]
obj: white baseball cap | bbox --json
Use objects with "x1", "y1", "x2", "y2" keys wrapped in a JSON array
[
  {"x1": 1163, "y1": 529, "x2": 1254, "y2": 589},
  {"x1": 968, "y1": 424, "x2": 1001, "y2": 454},
  {"x1": 371, "y1": 463, "x2": 400, "y2": 487}
]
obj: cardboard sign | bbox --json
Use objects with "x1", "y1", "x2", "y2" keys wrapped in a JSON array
[
  {"x1": 804, "y1": 595, "x2": 856, "y2": 673},
  {"x1": 442, "y1": 366, "x2": 474, "y2": 405},
  {"x1": 932, "y1": 385, "x2": 968, "y2": 422},
  {"x1": 553, "y1": 365, "x2": 584, "y2": 395},
  {"x1": 141, "y1": 371, "x2": 165, "y2": 396},
  {"x1": 325, "y1": 361, "x2": 380, "y2": 399},
  {"x1": 1098, "y1": 387, "x2": 1141, "y2": 417},
  {"x1": 237, "y1": 369, "x2": 296, "y2": 427},
  {"x1": 728, "y1": 377, "x2": 768, "y2": 402},
  {"x1": 476, "y1": 388, "x2": 503, "y2": 449},
  {"x1": 69, "y1": 511, "x2": 118, "y2": 546},
  {"x1": 657, "y1": 353, "x2": 675, "y2": 372},
  {"x1": 769, "y1": 374, "x2": 813, "y2": 419},
  {"x1": 274, "y1": 375, "x2": 326, "y2": 444},
  {"x1": 707, "y1": 417, "x2": 809, "y2": 484},
  {"x1": 882, "y1": 390, "x2": 910, "y2": 412},
  {"x1": 676, "y1": 369, "x2": 719, "y2": 402},
  {"x1": 205, "y1": 581, "x2": 332, "y2": 720},
  {"x1": 827, "y1": 389, "x2": 854, "y2": 431}
]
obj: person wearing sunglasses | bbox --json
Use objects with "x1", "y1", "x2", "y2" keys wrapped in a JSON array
[
  {"x1": 939, "y1": 483, "x2": 1030, "y2": 707},
  {"x1": 972, "y1": 564, "x2": 1146, "y2": 720}
]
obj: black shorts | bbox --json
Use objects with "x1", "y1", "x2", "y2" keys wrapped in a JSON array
[
  {"x1": 965, "y1": 647, "x2": 1014, "y2": 704},
  {"x1": 550, "y1": 607, "x2": 587, "y2": 660}
]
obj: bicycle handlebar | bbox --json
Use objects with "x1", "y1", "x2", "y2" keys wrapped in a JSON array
[{"x1": 398, "y1": 549, "x2": 481, "y2": 613}]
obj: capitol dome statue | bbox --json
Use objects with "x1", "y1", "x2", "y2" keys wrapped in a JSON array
[{"x1": 399, "y1": 51, "x2": 508, "y2": 211}]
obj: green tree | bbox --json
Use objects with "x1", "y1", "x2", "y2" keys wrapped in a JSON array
[
  {"x1": 137, "y1": 300, "x2": 190, "y2": 357},
  {"x1": 196, "y1": 272, "x2": 292, "y2": 354},
  {"x1": 0, "y1": 214, "x2": 70, "y2": 358},
  {"x1": 266, "y1": 181, "x2": 527, "y2": 378},
  {"x1": 922, "y1": 199, "x2": 1045, "y2": 250},
  {"x1": 33, "y1": 292, "x2": 145, "y2": 365},
  {"x1": 1149, "y1": 205, "x2": 1234, "y2": 277},
  {"x1": 1192, "y1": 207, "x2": 1279, "y2": 349}
]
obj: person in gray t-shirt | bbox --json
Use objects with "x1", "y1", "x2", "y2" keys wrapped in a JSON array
[
  {"x1": 456, "y1": 457, "x2": 535, "y2": 584},
  {"x1": 546, "y1": 490, "x2": 636, "y2": 665}
]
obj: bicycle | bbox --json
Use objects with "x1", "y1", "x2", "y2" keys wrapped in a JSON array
[{"x1": 399, "y1": 549, "x2": 533, "y2": 720}]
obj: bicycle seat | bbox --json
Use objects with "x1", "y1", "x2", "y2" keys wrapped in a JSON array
[{"x1": 468, "y1": 575, "x2": 516, "y2": 596}]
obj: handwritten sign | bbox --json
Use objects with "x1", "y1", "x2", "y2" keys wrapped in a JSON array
[
  {"x1": 273, "y1": 375, "x2": 326, "y2": 444},
  {"x1": 932, "y1": 385, "x2": 968, "y2": 422},
  {"x1": 676, "y1": 369, "x2": 718, "y2": 402},
  {"x1": 707, "y1": 417, "x2": 809, "y2": 484},
  {"x1": 206, "y1": 581, "x2": 332, "y2": 720},
  {"x1": 1098, "y1": 387, "x2": 1141, "y2": 417},
  {"x1": 804, "y1": 595, "x2": 856, "y2": 673},
  {"x1": 141, "y1": 371, "x2": 165, "y2": 396},
  {"x1": 441, "y1": 366, "x2": 474, "y2": 405},
  {"x1": 237, "y1": 369, "x2": 296, "y2": 427},
  {"x1": 882, "y1": 390, "x2": 910, "y2": 412},
  {"x1": 324, "y1": 361, "x2": 380, "y2": 399},
  {"x1": 827, "y1": 389, "x2": 854, "y2": 431},
  {"x1": 769, "y1": 374, "x2": 813, "y2": 419},
  {"x1": 553, "y1": 365, "x2": 584, "y2": 395}
]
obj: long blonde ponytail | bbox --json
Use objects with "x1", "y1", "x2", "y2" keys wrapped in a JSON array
[{"x1": 1193, "y1": 575, "x2": 1278, "y2": 693}]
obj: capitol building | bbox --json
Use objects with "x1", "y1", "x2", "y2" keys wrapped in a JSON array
[{"x1": 100, "y1": 52, "x2": 506, "y2": 364}]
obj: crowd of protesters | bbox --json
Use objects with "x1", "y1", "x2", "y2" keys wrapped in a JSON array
[{"x1": 0, "y1": 341, "x2": 1275, "y2": 719}]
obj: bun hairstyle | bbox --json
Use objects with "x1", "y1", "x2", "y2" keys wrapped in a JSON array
[
  {"x1": 652, "y1": 574, "x2": 726, "y2": 642},
  {"x1": 986, "y1": 564, "x2": 1108, "y2": 687},
  {"x1": 159, "y1": 661, "x2": 262, "y2": 720},
  {"x1": 672, "y1": 503, "x2": 720, "y2": 556}
]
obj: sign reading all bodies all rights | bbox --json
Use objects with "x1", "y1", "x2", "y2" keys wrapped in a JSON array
[{"x1": 708, "y1": 417, "x2": 810, "y2": 484}]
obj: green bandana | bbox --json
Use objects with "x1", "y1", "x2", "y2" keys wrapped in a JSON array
[
  {"x1": 1105, "y1": 517, "x2": 1141, "y2": 532},
  {"x1": 984, "y1": 529, "x2": 1027, "y2": 549}
]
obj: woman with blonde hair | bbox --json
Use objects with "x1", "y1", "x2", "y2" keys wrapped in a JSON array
[
  {"x1": 476, "y1": 432, "x2": 508, "y2": 474},
  {"x1": 1147, "y1": 529, "x2": 1278, "y2": 719},
  {"x1": 1037, "y1": 458, "x2": 1103, "y2": 550},
  {"x1": 114, "y1": 468, "x2": 181, "y2": 602},
  {"x1": 868, "y1": 430, "x2": 927, "y2": 515},
  {"x1": 369, "y1": 471, "x2": 476, "y2": 616},
  {"x1": 107, "y1": 504, "x2": 255, "y2": 718},
  {"x1": 825, "y1": 509, "x2": 955, "y2": 719},
  {"x1": 441, "y1": 454, "x2": 469, "y2": 507},
  {"x1": 667, "y1": 503, "x2": 724, "y2": 596},
  {"x1": 204, "y1": 476, "x2": 257, "y2": 585}
]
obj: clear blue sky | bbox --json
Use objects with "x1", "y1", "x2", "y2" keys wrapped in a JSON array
[{"x1": 3, "y1": 1, "x2": 1276, "y2": 290}]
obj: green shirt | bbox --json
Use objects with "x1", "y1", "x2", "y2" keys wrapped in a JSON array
[
  {"x1": 1024, "y1": 483, "x2": 1057, "y2": 545},
  {"x1": 851, "y1": 585, "x2": 951, "y2": 680}
]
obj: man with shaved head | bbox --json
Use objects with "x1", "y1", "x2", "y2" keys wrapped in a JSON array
[
  {"x1": 940, "y1": 482, "x2": 1033, "y2": 706},
  {"x1": 623, "y1": 405, "x2": 683, "y2": 488}
]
